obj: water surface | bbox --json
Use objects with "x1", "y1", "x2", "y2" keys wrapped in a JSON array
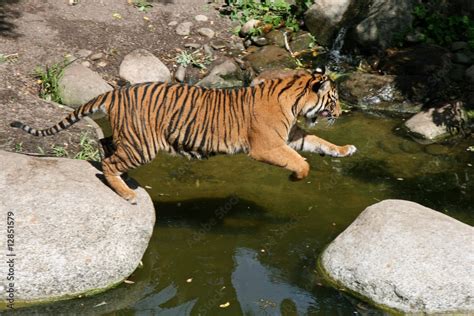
[{"x1": 19, "y1": 112, "x2": 473, "y2": 315}]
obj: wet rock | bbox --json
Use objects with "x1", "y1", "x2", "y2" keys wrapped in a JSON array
[
  {"x1": 304, "y1": 0, "x2": 367, "y2": 47},
  {"x1": 398, "y1": 141, "x2": 420, "y2": 154},
  {"x1": 197, "y1": 27, "x2": 215, "y2": 39},
  {"x1": 176, "y1": 21, "x2": 193, "y2": 36},
  {"x1": 175, "y1": 65, "x2": 186, "y2": 82},
  {"x1": 453, "y1": 52, "x2": 472, "y2": 64},
  {"x1": 0, "y1": 150, "x2": 155, "y2": 305},
  {"x1": 210, "y1": 39, "x2": 227, "y2": 50},
  {"x1": 425, "y1": 144, "x2": 450, "y2": 156},
  {"x1": 449, "y1": 64, "x2": 467, "y2": 82},
  {"x1": 451, "y1": 41, "x2": 469, "y2": 51},
  {"x1": 404, "y1": 101, "x2": 466, "y2": 143},
  {"x1": 465, "y1": 65, "x2": 474, "y2": 83},
  {"x1": 404, "y1": 31, "x2": 425, "y2": 43},
  {"x1": 289, "y1": 32, "x2": 314, "y2": 52},
  {"x1": 320, "y1": 199, "x2": 474, "y2": 314},
  {"x1": 347, "y1": 0, "x2": 414, "y2": 51},
  {"x1": 338, "y1": 72, "x2": 422, "y2": 114},
  {"x1": 119, "y1": 49, "x2": 171, "y2": 84},
  {"x1": 265, "y1": 30, "x2": 285, "y2": 47},
  {"x1": 240, "y1": 19, "x2": 260, "y2": 37},
  {"x1": 90, "y1": 52, "x2": 103, "y2": 61},
  {"x1": 251, "y1": 36, "x2": 268, "y2": 47},
  {"x1": 194, "y1": 14, "x2": 208, "y2": 22},
  {"x1": 244, "y1": 45, "x2": 297, "y2": 74},
  {"x1": 59, "y1": 63, "x2": 113, "y2": 108},
  {"x1": 76, "y1": 49, "x2": 92, "y2": 58}
]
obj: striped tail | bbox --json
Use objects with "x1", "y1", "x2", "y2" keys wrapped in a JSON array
[{"x1": 10, "y1": 92, "x2": 110, "y2": 137}]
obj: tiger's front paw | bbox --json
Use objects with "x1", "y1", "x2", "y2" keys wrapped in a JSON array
[
  {"x1": 120, "y1": 189, "x2": 138, "y2": 205},
  {"x1": 340, "y1": 145, "x2": 357, "y2": 157}
]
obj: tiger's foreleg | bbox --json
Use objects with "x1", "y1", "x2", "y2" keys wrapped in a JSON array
[
  {"x1": 250, "y1": 144, "x2": 310, "y2": 180},
  {"x1": 101, "y1": 144, "x2": 140, "y2": 204},
  {"x1": 288, "y1": 127, "x2": 357, "y2": 157}
]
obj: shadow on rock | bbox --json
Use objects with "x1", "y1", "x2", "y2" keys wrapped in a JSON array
[{"x1": 380, "y1": 44, "x2": 452, "y2": 103}]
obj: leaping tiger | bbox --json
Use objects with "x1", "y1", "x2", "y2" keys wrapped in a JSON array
[{"x1": 11, "y1": 68, "x2": 357, "y2": 204}]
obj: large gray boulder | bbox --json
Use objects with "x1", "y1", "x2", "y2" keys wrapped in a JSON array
[
  {"x1": 304, "y1": 0, "x2": 368, "y2": 47},
  {"x1": 0, "y1": 150, "x2": 155, "y2": 306},
  {"x1": 119, "y1": 49, "x2": 171, "y2": 84},
  {"x1": 59, "y1": 63, "x2": 113, "y2": 108},
  {"x1": 320, "y1": 199, "x2": 474, "y2": 314},
  {"x1": 347, "y1": 0, "x2": 414, "y2": 51}
]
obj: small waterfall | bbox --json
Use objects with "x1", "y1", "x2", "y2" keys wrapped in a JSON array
[{"x1": 329, "y1": 27, "x2": 348, "y2": 64}]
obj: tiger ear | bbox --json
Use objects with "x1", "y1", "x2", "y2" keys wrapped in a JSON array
[{"x1": 313, "y1": 66, "x2": 326, "y2": 75}]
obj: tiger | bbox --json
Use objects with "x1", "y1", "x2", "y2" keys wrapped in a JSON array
[{"x1": 11, "y1": 67, "x2": 357, "y2": 204}]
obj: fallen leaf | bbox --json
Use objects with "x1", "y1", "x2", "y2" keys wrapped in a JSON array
[{"x1": 94, "y1": 301, "x2": 107, "y2": 308}]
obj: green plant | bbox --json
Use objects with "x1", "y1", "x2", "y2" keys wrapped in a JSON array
[
  {"x1": 74, "y1": 132, "x2": 100, "y2": 161},
  {"x1": 411, "y1": 2, "x2": 474, "y2": 48},
  {"x1": 176, "y1": 51, "x2": 207, "y2": 69},
  {"x1": 15, "y1": 142, "x2": 23, "y2": 153},
  {"x1": 34, "y1": 60, "x2": 68, "y2": 103},
  {"x1": 225, "y1": 0, "x2": 312, "y2": 34},
  {"x1": 51, "y1": 145, "x2": 68, "y2": 158},
  {"x1": 133, "y1": 0, "x2": 153, "y2": 12}
]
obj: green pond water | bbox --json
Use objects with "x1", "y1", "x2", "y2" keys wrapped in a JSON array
[{"x1": 20, "y1": 112, "x2": 473, "y2": 315}]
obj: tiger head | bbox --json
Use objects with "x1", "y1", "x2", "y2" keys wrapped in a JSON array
[{"x1": 299, "y1": 67, "x2": 341, "y2": 126}]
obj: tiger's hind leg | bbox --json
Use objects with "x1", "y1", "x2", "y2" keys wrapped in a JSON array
[
  {"x1": 250, "y1": 144, "x2": 310, "y2": 180},
  {"x1": 102, "y1": 144, "x2": 140, "y2": 204},
  {"x1": 288, "y1": 127, "x2": 357, "y2": 157}
]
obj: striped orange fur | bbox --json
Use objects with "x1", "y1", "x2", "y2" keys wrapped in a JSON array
[{"x1": 11, "y1": 68, "x2": 357, "y2": 203}]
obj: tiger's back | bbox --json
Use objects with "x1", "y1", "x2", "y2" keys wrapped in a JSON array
[{"x1": 109, "y1": 83, "x2": 254, "y2": 161}]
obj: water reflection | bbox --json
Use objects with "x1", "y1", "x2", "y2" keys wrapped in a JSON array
[
  {"x1": 133, "y1": 285, "x2": 197, "y2": 315},
  {"x1": 232, "y1": 248, "x2": 317, "y2": 315}
]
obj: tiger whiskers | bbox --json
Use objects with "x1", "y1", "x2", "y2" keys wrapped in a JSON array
[{"x1": 327, "y1": 115, "x2": 337, "y2": 127}]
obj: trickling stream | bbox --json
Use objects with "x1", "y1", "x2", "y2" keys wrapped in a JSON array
[
  {"x1": 22, "y1": 112, "x2": 473, "y2": 315},
  {"x1": 329, "y1": 27, "x2": 348, "y2": 65}
]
